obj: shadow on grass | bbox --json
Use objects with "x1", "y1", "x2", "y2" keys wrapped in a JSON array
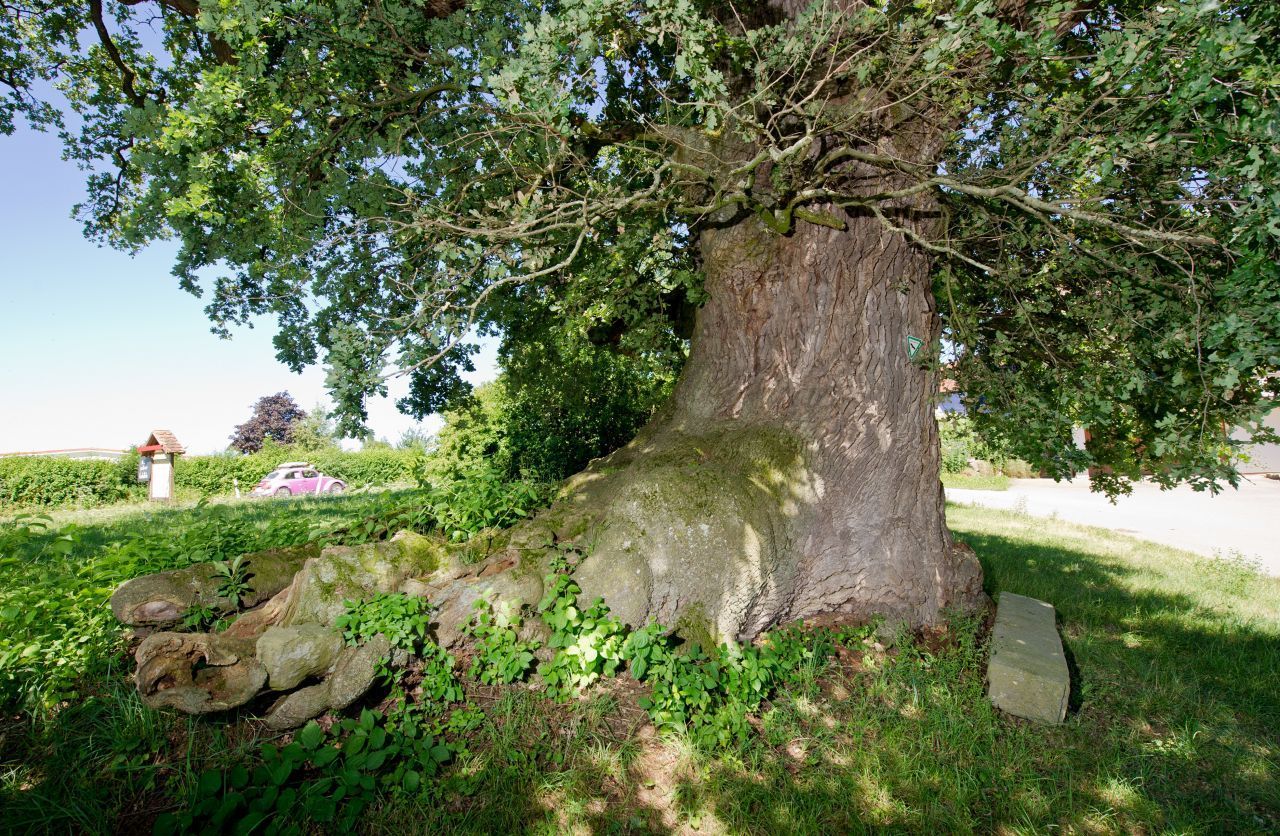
[
  {"x1": 1061, "y1": 631, "x2": 1085, "y2": 716},
  {"x1": 665, "y1": 526, "x2": 1280, "y2": 833},
  {"x1": 964, "y1": 528, "x2": 1280, "y2": 731},
  {"x1": 6, "y1": 513, "x2": 1278, "y2": 833}
]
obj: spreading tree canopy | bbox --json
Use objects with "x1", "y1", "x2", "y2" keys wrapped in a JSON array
[
  {"x1": 6, "y1": 1, "x2": 1280, "y2": 632},
  {"x1": 3, "y1": 0, "x2": 1276, "y2": 489}
]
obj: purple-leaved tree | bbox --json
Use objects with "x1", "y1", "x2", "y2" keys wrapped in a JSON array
[{"x1": 229, "y1": 393, "x2": 306, "y2": 454}]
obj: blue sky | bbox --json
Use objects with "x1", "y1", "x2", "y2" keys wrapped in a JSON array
[{"x1": 0, "y1": 123, "x2": 496, "y2": 455}]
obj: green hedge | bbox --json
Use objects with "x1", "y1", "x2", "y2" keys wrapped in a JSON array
[
  {"x1": 0, "y1": 447, "x2": 419, "y2": 509},
  {"x1": 0, "y1": 456, "x2": 140, "y2": 509},
  {"x1": 938, "y1": 414, "x2": 1037, "y2": 477},
  {"x1": 176, "y1": 447, "x2": 419, "y2": 496},
  {"x1": 308, "y1": 448, "x2": 418, "y2": 488}
]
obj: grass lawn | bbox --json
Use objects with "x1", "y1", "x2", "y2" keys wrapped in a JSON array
[
  {"x1": 941, "y1": 472, "x2": 1011, "y2": 490},
  {"x1": 1, "y1": 486, "x2": 417, "y2": 539},
  {"x1": 2, "y1": 501, "x2": 1277, "y2": 833}
]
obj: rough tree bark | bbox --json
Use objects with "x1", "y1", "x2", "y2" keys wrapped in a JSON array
[
  {"x1": 694, "y1": 209, "x2": 983, "y2": 624},
  {"x1": 561, "y1": 206, "x2": 985, "y2": 643}
]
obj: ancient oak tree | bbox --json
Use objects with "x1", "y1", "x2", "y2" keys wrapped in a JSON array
[{"x1": 6, "y1": 1, "x2": 1279, "y2": 663}]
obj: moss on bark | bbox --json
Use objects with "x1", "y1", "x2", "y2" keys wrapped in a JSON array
[{"x1": 553, "y1": 421, "x2": 820, "y2": 645}]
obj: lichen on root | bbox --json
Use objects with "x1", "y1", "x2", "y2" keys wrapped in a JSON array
[
  {"x1": 548, "y1": 421, "x2": 825, "y2": 646},
  {"x1": 110, "y1": 543, "x2": 320, "y2": 627},
  {"x1": 124, "y1": 531, "x2": 549, "y2": 727}
]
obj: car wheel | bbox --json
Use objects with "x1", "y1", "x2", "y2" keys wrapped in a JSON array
[
  {"x1": 274, "y1": 486, "x2": 291, "y2": 497},
  {"x1": 328, "y1": 482, "x2": 345, "y2": 494}
]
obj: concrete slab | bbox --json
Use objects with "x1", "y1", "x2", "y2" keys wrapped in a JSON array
[{"x1": 987, "y1": 592, "x2": 1069, "y2": 724}]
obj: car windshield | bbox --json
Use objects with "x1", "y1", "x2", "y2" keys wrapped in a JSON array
[{"x1": 263, "y1": 470, "x2": 282, "y2": 480}]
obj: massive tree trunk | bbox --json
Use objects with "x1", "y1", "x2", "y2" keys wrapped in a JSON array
[
  {"x1": 539, "y1": 0, "x2": 989, "y2": 642},
  {"x1": 560, "y1": 206, "x2": 984, "y2": 642},
  {"x1": 698, "y1": 210, "x2": 981, "y2": 622}
]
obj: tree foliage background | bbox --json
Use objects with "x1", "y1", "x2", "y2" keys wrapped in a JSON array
[
  {"x1": 3, "y1": 0, "x2": 1278, "y2": 492},
  {"x1": 430, "y1": 332, "x2": 676, "y2": 483}
]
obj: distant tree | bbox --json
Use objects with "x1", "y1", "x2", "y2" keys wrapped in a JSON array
[
  {"x1": 430, "y1": 383, "x2": 510, "y2": 479},
  {"x1": 396, "y1": 427, "x2": 434, "y2": 451},
  {"x1": 290, "y1": 405, "x2": 340, "y2": 453},
  {"x1": 229, "y1": 393, "x2": 305, "y2": 453}
]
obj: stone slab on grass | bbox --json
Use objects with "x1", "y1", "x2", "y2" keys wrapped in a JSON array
[{"x1": 987, "y1": 592, "x2": 1069, "y2": 723}]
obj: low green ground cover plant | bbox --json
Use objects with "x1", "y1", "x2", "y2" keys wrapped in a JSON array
[
  {"x1": 157, "y1": 709, "x2": 454, "y2": 836},
  {"x1": 535, "y1": 551, "x2": 631, "y2": 697},
  {"x1": 507, "y1": 546, "x2": 872, "y2": 747},
  {"x1": 416, "y1": 464, "x2": 547, "y2": 542},
  {"x1": 212, "y1": 555, "x2": 254, "y2": 609},
  {"x1": 336, "y1": 592, "x2": 434, "y2": 651},
  {"x1": 464, "y1": 599, "x2": 540, "y2": 685},
  {"x1": 625, "y1": 621, "x2": 866, "y2": 748}
]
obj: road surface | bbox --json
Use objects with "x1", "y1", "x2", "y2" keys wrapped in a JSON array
[{"x1": 946, "y1": 475, "x2": 1280, "y2": 576}]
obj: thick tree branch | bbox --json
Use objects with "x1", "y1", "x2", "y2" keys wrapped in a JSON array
[
  {"x1": 119, "y1": 0, "x2": 237, "y2": 64},
  {"x1": 932, "y1": 178, "x2": 1219, "y2": 248},
  {"x1": 88, "y1": 0, "x2": 146, "y2": 107}
]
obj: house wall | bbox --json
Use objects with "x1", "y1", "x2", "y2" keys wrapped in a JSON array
[
  {"x1": 1234, "y1": 406, "x2": 1280, "y2": 474},
  {"x1": 935, "y1": 393, "x2": 965, "y2": 416}
]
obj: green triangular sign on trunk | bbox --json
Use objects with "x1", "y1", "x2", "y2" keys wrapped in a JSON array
[{"x1": 906, "y1": 335, "x2": 925, "y2": 359}]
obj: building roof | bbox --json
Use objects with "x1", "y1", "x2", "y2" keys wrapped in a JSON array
[
  {"x1": 0, "y1": 447, "x2": 127, "y2": 460},
  {"x1": 141, "y1": 430, "x2": 185, "y2": 455}
]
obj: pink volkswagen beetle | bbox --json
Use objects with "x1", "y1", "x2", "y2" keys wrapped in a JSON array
[{"x1": 251, "y1": 462, "x2": 346, "y2": 497}]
